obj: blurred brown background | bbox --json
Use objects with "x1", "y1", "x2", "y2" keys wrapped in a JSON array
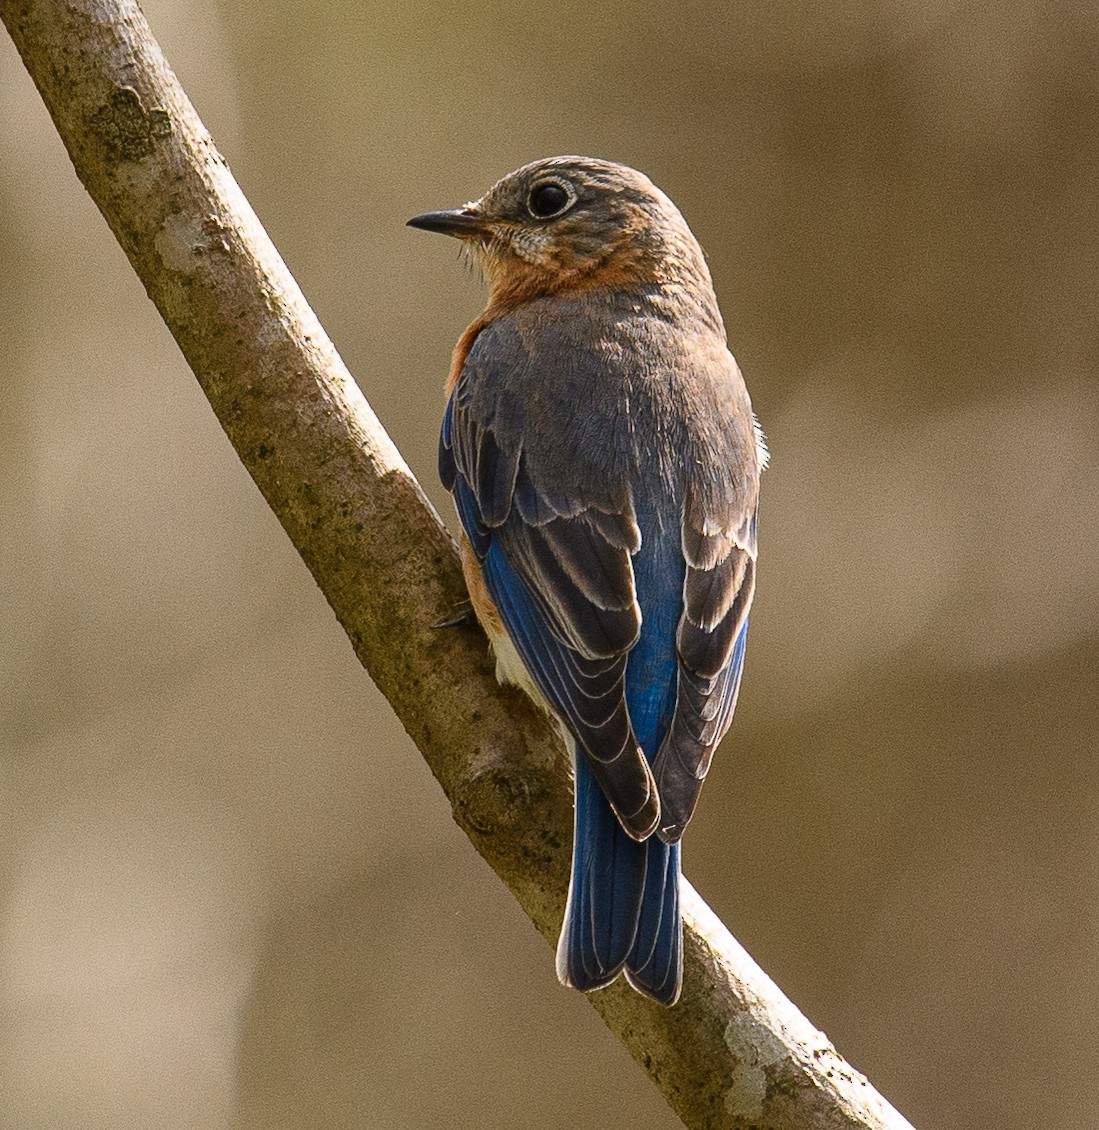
[{"x1": 2, "y1": 0, "x2": 1098, "y2": 1127}]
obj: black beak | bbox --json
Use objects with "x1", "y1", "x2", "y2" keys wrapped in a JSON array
[{"x1": 406, "y1": 208, "x2": 488, "y2": 238}]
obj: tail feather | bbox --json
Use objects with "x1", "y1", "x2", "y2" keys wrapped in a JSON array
[
  {"x1": 557, "y1": 753, "x2": 645, "y2": 991},
  {"x1": 557, "y1": 754, "x2": 683, "y2": 1004},
  {"x1": 625, "y1": 838, "x2": 682, "y2": 1005}
]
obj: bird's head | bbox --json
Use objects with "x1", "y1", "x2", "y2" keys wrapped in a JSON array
[{"x1": 408, "y1": 156, "x2": 714, "y2": 308}]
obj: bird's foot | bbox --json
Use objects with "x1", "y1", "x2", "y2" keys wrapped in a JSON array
[{"x1": 433, "y1": 601, "x2": 476, "y2": 629}]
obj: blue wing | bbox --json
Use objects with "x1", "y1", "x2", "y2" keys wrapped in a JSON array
[
  {"x1": 652, "y1": 494, "x2": 757, "y2": 842},
  {"x1": 442, "y1": 385, "x2": 660, "y2": 841}
]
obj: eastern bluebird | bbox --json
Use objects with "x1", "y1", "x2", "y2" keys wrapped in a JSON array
[{"x1": 409, "y1": 157, "x2": 765, "y2": 1006}]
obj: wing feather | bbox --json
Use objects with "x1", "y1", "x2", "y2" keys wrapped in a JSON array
[
  {"x1": 653, "y1": 489, "x2": 759, "y2": 843},
  {"x1": 446, "y1": 376, "x2": 658, "y2": 841}
]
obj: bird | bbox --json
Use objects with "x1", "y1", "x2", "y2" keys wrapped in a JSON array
[{"x1": 408, "y1": 156, "x2": 765, "y2": 1006}]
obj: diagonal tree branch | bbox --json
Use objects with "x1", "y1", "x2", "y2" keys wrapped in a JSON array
[{"x1": 1, "y1": 2, "x2": 916, "y2": 1126}]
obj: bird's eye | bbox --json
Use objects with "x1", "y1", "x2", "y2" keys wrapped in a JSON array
[{"x1": 527, "y1": 179, "x2": 574, "y2": 219}]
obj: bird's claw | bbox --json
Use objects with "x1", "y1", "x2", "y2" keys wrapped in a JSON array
[{"x1": 433, "y1": 602, "x2": 476, "y2": 629}]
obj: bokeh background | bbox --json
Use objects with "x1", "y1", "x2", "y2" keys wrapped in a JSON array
[{"x1": 2, "y1": 1, "x2": 1098, "y2": 1127}]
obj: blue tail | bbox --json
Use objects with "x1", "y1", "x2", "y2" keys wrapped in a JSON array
[
  {"x1": 625, "y1": 827, "x2": 681, "y2": 1004},
  {"x1": 555, "y1": 509, "x2": 685, "y2": 1005},
  {"x1": 555, "y1": 756, "x2": 682, "y2": 1005}
]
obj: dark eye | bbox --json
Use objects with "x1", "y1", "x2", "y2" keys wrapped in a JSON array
[{"x1": 528, "y1": 180, "x2": 573, "y2": 219}]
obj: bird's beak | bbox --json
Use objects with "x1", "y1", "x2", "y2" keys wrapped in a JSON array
[{"x1": 406, "y1": 207, "x2": 489, "y2": 239}]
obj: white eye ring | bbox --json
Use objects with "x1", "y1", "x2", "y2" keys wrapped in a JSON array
[{"x1": 527, "y1": 177, "x2": 576, "y2": 220}]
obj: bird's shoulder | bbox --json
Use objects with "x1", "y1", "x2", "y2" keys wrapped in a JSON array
[{"x1": 454, "y1": 293, "x2": 757, "y2": 488}]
